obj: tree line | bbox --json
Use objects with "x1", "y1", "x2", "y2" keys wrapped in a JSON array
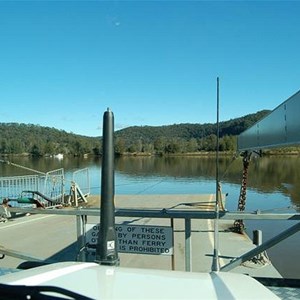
[
  {"x1": 114, "y1": 110, "x2": 269, "y2": 154},
  {"x1": 114, "y1": 135, "x2": 237, "y2": 154},
  {"x1": 0, "y1": 123, "x2": 101, "y2": 156},
  {"x1": 0, "y1": 110, "x2": 269, "y2": 156}
]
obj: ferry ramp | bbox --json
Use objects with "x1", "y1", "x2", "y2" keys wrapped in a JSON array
[{"x1": 0, "y1": 194, "x2": 283, "y2": 280}]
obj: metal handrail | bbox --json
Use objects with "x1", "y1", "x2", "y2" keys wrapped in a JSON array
[
  {"x1": 7, "y1": 206, "x2": 300, "y2": 220},
  {"x1": 5, "y1": 206, "x2": 300, "y2": 272}
]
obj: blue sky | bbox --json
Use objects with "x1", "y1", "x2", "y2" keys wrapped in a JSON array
[{"x1": 1, "y1": 1, "x2": 300, "y2": 137}]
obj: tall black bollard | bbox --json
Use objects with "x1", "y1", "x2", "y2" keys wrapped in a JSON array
[{"x1": 95, "y1": 108, "x2": 119, "y2": 266}]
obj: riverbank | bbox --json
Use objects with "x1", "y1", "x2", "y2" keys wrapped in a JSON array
[{"x1": 2, "y1": 148, "x2": 300, "y2": 159}]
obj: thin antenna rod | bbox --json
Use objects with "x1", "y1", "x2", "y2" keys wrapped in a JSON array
[{"x1": 212, "y1": 77, "x2": 220, "y2": 272}]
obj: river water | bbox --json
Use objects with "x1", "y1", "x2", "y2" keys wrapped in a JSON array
[{"x1": 1, "y1": 155, "x2": 299, "y2": 278}]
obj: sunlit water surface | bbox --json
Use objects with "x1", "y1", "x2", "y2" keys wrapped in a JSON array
[{"x1": 1, "y1": 155, "x2": 299, "y2": 278}]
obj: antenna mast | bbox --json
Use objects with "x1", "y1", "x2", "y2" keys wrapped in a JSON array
[
  {"x1": 212, "y1": 77, "x2": 220, "y2": 272},
  {"x1": 96, "y1": 108, "x2": 119, "y2": 266}
]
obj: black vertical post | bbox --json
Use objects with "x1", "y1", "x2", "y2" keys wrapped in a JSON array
[
  {"x1": 96, "y1": 108, "x2": 119, "y2": 266},
  {"x1": 212, "y1": 77, "x2": 220, "y2": 272}
]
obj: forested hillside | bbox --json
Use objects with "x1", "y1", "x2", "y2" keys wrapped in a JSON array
[
  {"x1": 0, "y1": 123, "x2": 101, "y2": 156},
  {"x1": 114, "y1": 110, "x2": 270, "y2": 154},
  {"x1": 0, "y1": 110, "x2": 270, "y2": 156}
]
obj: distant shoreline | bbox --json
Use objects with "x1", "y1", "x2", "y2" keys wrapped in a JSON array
[
  {"x1": 116, "y1": 150, "x2": 300, "y2": 157},
  {"x1": 118, "y1": 151, "x2": 235, "y2": 157},
  {"x1": 1, "y1": 149, "x2": 300, "y2": 158}
]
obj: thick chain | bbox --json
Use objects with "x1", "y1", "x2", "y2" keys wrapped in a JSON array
[{"x1": 233, "y1": 152, "x2": 251, "y2": 233}]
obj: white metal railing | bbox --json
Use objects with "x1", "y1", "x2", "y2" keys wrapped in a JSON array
[
  {"x1": 0, "y1": 175, "x2": 41, "y2": 200},
  {"x1": 72, "y1": 168, "x2": 90, "y2": 197},
  {"x1": 0, "y1": 168, "x2": 65, "y2": 207},
  {"x1": 44, "y1": 168, "x2": 65, "y2": 203}
]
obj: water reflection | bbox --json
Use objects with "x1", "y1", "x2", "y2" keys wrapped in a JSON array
[
  {"x1": 1, "y1": 155, "x2": 300, "y2": 206},
  {"x1": 1, "y1": 155, "x2": 299, "y2": 278},
  {"x1": 115, "y1": 155, "x2": 300, "y2": 207},
  {"x1": 0, "y1": 156, "x2": 100, "y2": 176}
]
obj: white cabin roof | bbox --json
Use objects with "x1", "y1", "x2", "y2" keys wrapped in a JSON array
[{"x1": 0, "y1": 262, "x2": 280, "y2": 299}]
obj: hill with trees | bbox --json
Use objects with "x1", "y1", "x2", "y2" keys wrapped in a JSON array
[
  {"x1": 114, "y1": 110, "x2": 270, "y2": 154},
  {"x1": 0, "y1": 123, "x2": 101, "y2": 156},
  {"x1": 0, "y1": 110, "x2": 270, "y2": 156}
]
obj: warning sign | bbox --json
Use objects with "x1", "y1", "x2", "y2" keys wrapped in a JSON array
[{"x1": 86, "y1": 223, "x2": 173, "y2": 255}]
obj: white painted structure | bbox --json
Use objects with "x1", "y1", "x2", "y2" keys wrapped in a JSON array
[{"x1": 0, "y1": 262, "x2": 280, "y2": 299}]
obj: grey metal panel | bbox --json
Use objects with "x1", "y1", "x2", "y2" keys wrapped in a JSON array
[{"x1": 238, "y1": 90, "x2": 300, "y2": 151}]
